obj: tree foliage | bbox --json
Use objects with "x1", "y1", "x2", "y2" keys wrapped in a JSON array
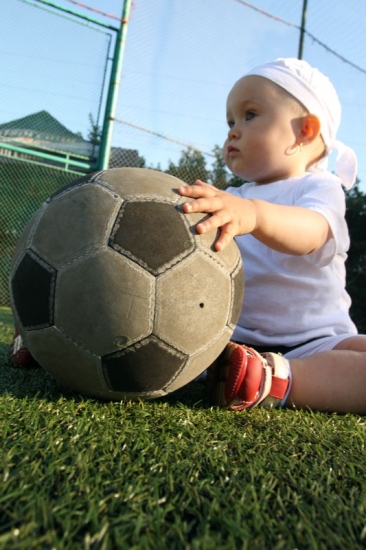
[
  {"x1": 345, "y1": 182, "x2": 366, "y2": 332},
  {"x1": 165, "y1": 148, "x2": 209, "y2": 185},
  {"x1": 87, "y1": 113, "x2": 102, "y2": 145},
  {"x1": 163, "y1": 146, "x2": 243, "y2": 188}
]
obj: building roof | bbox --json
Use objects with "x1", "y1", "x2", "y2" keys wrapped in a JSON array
[
  {"x1": 0, "y1": 111, "x2": 140, "y2": 167},
  {"x1": 0, "y1": 110, "x2": 85, "y2": 143}
]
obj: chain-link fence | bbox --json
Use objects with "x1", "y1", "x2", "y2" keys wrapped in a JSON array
[
  {"x1": 1, "y1": 0, "x2": 113, "y2": 159},
  {"x1": 114, "y1": 0, "x2": 366, "y2": 184},
  {"x1": 2, "y1": 0, "x2": 366, "y2": 306},
  {"x1": 0, "y1": 160, "x2": 84, "y2": 306},
  {"x1": 0, "y1": 0, "x2": 132, "y2": 305}
]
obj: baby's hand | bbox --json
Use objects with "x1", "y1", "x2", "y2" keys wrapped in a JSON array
[{"x1": 178, "y1": 180, "x2": 256, "y2": 251}]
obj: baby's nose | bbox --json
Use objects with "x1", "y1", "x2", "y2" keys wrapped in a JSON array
[{"x1": 228, "y1": 125, "x2": 238, "y2": 138}]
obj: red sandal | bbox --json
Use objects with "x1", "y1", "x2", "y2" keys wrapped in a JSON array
[{"x1": 209, "y1": 342, "x2": 290, "y2": 410}]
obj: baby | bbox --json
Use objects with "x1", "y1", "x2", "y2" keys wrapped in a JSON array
[{"x1": 178, "y1": 58, "x2": 366, "y2": 414}]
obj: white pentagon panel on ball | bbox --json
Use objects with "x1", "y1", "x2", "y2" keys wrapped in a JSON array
[
  {"x1": 96, "y1": 167, "x2": 183, "y2": 203},
  {"x1": 56, "y1": 248, "x2": 154, "y2": 356},
  {"x1": 155, "y1": 251, "x2": 232, "y2": 355},
  {"x1": 31, "y1": 183, "x2": 122, "y2": 269},
  {"x1": 228, "y1": 262, "x2": 245, "y2": 329}
]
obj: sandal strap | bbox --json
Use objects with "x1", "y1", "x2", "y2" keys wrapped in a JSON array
[{"x1": 258, "y1": 352, "x2": 290, "y2": 408}]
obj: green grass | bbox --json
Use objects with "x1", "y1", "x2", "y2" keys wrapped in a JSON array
[{"x1": 0, "y1": 307, "x2": 365, "y2": 549}]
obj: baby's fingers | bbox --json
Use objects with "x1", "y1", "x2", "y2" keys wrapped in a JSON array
[
  {"x1": 197, "y1": 216, "x2": 236, "y2": 251},
  {"x1": 195, "y1": 210, "x2": 232, "y2": 235},
  {"x1": 178, "y1": 181, "x2": 216, "y2": 199},
  {"x1": 182, "y1": 197, "x2": 223, "y2": 214},
  {"x1": 212, "y1": 224, "x2": 237, "y2": 251}
]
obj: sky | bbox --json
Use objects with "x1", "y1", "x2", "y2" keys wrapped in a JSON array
[{"x1": 3, "y1": 0, "x2": 366, "y2": 188}]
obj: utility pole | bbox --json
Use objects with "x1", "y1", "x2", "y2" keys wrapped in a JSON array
[{"x1": 298, "y1": 0, "x2": 308, "y2": 59}]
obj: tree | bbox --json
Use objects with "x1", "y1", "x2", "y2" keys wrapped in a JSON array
[
  {"x1": 164, "y1": 145, "x2": 244, "y2": 189},
  {"x1": 345, "y1": 182, "x2": 366, "y2": 332},
  {"x1": 210, "y1": 145, "x2": 245, "y2": 189},
  {"x1": 210, "y1": 145, "x2": 230, "y2": 189},
  {"x1": 87, "y1": 113, "x2": 102, "y2": 145},
  {"x1": 165, "y1": 148, "x2": 209, "y2": 185},
  {"x1": 137, "y1": 155, "x2": 146, "y2": 168}
]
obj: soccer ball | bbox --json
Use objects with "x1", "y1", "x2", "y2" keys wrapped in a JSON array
[{"x1": 9, "y1": 168, "x2": 244, "y2": 400}]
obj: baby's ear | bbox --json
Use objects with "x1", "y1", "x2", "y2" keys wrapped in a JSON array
[{"x1": 299, "y1": 114, "x2": 321, "y2": 144}]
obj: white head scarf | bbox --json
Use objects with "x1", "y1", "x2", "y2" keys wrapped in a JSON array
[{"x1": 245, "y1": 58, "x2": 358, "y2": 189}]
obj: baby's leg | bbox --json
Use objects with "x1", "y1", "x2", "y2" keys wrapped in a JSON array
[{"x1": 287, "y1": 335, "x2": 366, "y2": 414}]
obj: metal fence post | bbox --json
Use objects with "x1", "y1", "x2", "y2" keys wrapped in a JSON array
[{"x1": 98, "y1": 0, "x2": 133, "y2": 171}]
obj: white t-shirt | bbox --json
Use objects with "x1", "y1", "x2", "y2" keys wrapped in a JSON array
[{"x1": 226, "y1": 172, "x2": 357, "y2": 347}]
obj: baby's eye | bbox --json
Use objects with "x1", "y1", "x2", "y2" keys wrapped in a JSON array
[
  {"x1": 245, "y1": 111, "x2": 256, "y2": 121},
  {"x1": 227, "y1": 119, "x2": 235, "y2": 129}
]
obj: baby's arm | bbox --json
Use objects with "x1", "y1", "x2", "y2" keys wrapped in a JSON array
[{"x1": 178, "y1": 180, "x2": 331, "y2": 253}]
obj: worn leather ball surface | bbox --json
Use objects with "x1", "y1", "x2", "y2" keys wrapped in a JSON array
[{"x1": 9, "y1": 168, "x2": 244, "y2": 400}]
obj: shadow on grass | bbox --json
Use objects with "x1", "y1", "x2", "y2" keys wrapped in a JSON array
[
  {"x1": 0, "y1": 357, "x2": 83, "y2": 401},
  {"x1": 0, "y1": 346, "x2": 209, "y2": 408},
  {"x1": 0, "y1": 306, "x2": 73, "y2": 401},
  {"x1": 0, "y1": 357, "x2": 210, "y2": 407}
]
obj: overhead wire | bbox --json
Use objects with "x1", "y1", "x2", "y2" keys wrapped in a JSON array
[{"x1": 233, "y1": 0, "x2": 366, "y2": 75}]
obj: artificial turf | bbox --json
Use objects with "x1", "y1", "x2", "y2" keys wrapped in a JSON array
[{"x1": 0, "y1": 307, "x2": 365, "y2": 549}]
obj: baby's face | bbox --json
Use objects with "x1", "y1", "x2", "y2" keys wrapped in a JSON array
[{"x1": 223, "y1": 75, "x2": 306, "y2": 184}]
